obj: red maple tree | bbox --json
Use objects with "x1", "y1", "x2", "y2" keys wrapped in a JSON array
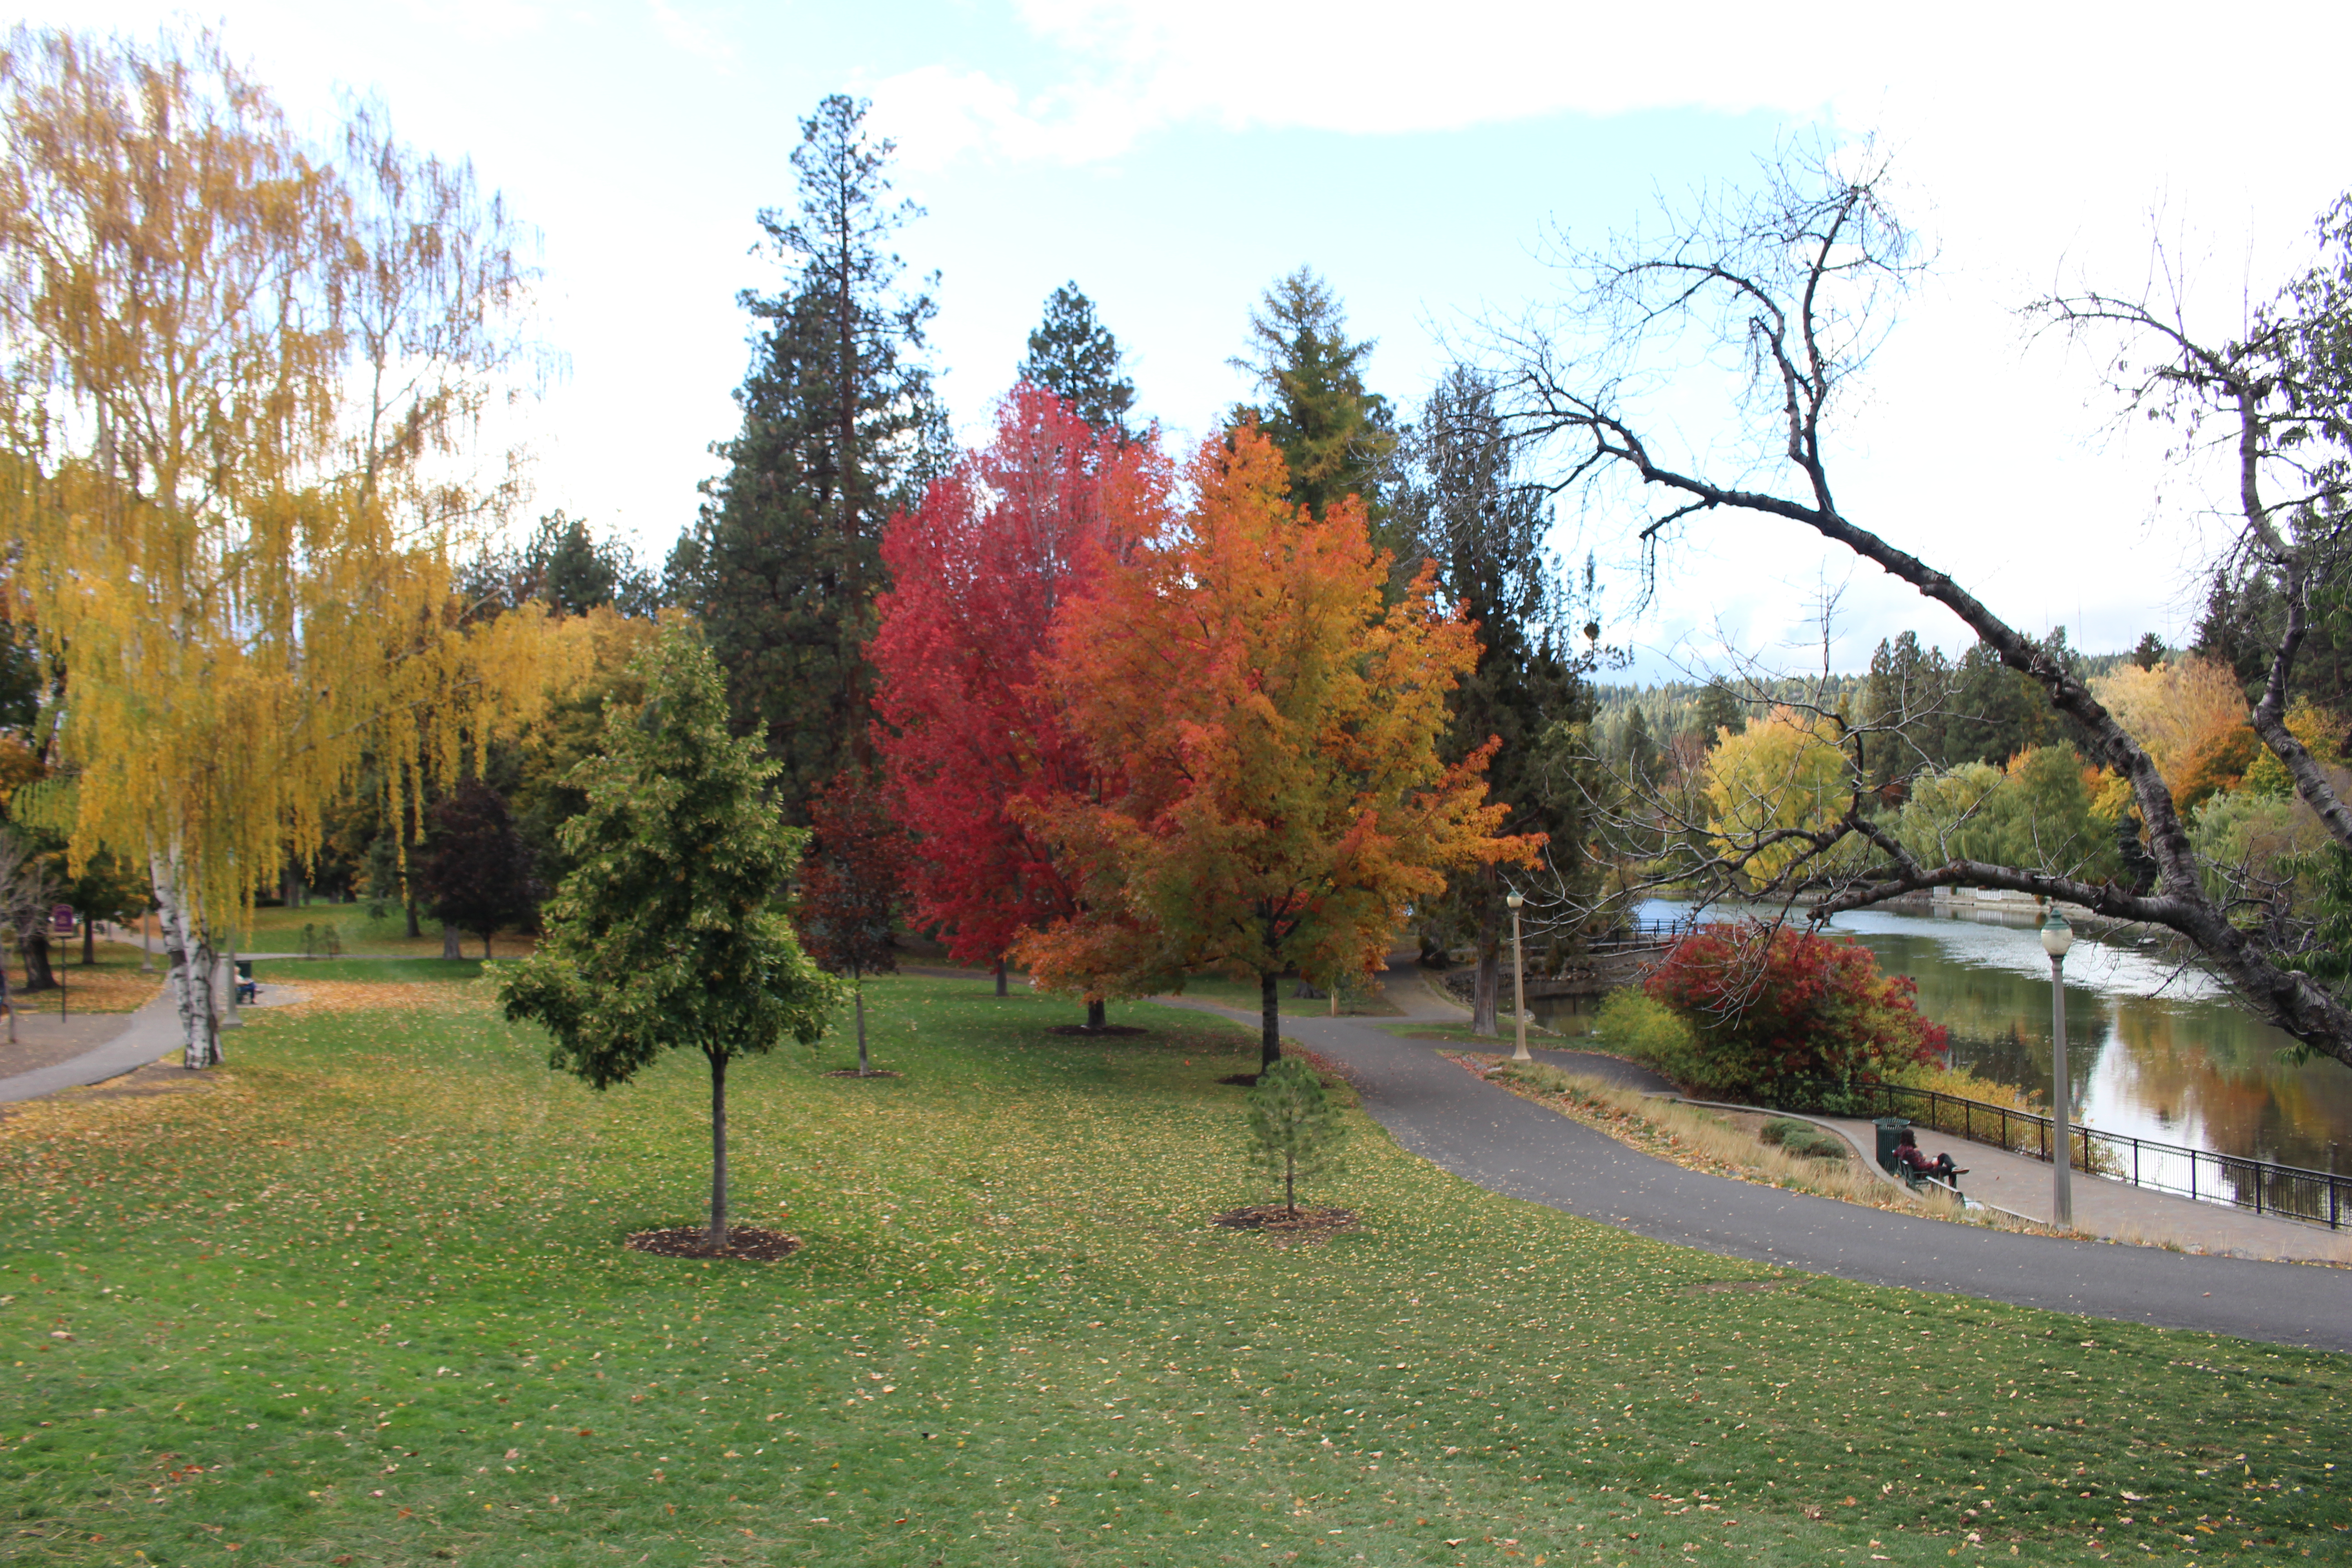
[
  {"x1": 1015, "y1": 425, "x2": 1536, "y2": 1068},
  {"x1": 869, "y1": 384, "x2": 1173, "y2": 1024}
]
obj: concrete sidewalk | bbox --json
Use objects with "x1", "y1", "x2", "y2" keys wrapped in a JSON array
[
  {"x1": 0, "y1": 988, "x2": 183, "y2": 1103},
  {"x1": 0, "y1": 977, "x2": 304, "y2": 1104},
  {"x1": 1805, "y1": 1110, "x2": 2350, "y2": 1263}
]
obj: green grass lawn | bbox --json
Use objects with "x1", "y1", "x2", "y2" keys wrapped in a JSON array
[
  {"x1": 230, "y1": 905, "x2": 536, "y2": 960},
  {"x1": 4, "y1": 970, "x2": 2346, "y2": 1567}
]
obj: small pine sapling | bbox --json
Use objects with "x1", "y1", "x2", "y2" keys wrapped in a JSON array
[{"x1": 1246, "y1": 1058, "x2": 1345, "y2": 1218}]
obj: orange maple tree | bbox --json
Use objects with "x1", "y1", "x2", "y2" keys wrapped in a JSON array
[{"x1": 1015, "y1": 426, "x2": 1536, "y2": 1067}]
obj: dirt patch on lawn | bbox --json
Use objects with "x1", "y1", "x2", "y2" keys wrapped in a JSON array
[
  {"x1": 625, "y1": 1225, "x2": 802, "y2": 1261},
  {"x1": 1212, "y1": 1204, "x2": 1359, "y2": 1245}
]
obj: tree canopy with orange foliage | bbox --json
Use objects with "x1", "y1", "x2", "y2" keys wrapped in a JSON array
[
  {"x1": 869, "y1": 385, "x2": 1174, "y2": 1022},
  {"x1": 1016, "y1": 426, "x2": 1535, "y2": 1067}
]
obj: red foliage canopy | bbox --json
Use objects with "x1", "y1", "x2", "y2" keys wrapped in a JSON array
[
  {"x1": 1644, "y1": 921, "x2": 1945, "y2": 1107},
  {"x1": 869, "y1": 384, "x2": 1171, "y2": 984}
]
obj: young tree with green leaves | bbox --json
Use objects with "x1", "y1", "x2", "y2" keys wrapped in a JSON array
[
  {"x1": 1246, "y1": 1058, "x2": 1345, "y2": 1218},
  {"x1": 669, "y1": 93, "x2": 946, "y2": 815},
  {"x1": 1231, "y1": 268, "x2": 1397, "y2": 534},
  {"x1": 1018, "y1": 283, "x2": 1135, "y2": 438},
  {"x1": 498, "y1": 627, "x2": 841, "y2": 1250}
]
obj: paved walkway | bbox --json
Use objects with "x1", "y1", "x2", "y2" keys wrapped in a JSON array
[
  {"x1": 0, "y1": 978, "x2": 301, "y2": 1104},
  {"x1": 1161, "y1": 959, "x2": 2352, "y2": 1354}
]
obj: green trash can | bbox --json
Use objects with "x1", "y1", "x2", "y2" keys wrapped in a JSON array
[{"x1": 1874, "y1": 1117, "x2": 1913, "y2": 1172}]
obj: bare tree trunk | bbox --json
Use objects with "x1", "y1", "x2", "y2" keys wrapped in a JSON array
[
  {"x1": 995, "y1": 957, "x2": 1007, "y2": 997},
  {"x1": 140, "y1": 908, "x2": 153, "y2": 973},
  {"x1": 218, "y1": 946, "x2": 240, "y2": 1029},
  {"x1": 1086, "y1": 997, "x2": 1106, "y2": 1030},
  {"x1": 707, "y1": 1048, "x2": 729, "y2": 1248},
  {"x1": 855, "y1": 985, "x2": 869, "y2": 1075},
  {"x1": 80, "y1": 915, "x2": 93, "y2": 966},
  {"x1": 20, "y1": 933, "x2": 55, "y2": 993},
  {"x1": 404, "y1": 895, "x2": 421, "y2": 939},
  {"x1": 1471, "y1": 869, "x2": 1502, "y2": 1036},
  {"x1": 441, "y1": 922, "x2": 461, "y2": 960},
  {"x1": 1259, "y1": 970, "x2": 1281, "y2": 1072}
]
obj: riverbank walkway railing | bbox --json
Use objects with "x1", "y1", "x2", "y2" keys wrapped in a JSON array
[{"x1": 1858, "y1": 1080, "x2": 2352, "y2": 1231}]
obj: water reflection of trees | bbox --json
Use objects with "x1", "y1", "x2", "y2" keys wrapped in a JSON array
[
  {"x1": 2105, "y1": 999, "x2": 2352, "y2": 1171},
  {"x1": 1856, "y1": 929, "x2": 2352, "y2": 1171}
]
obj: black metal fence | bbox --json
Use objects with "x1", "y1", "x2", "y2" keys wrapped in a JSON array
[{"x1": 1859, "y1": 1081, "x2": 2352, "y2": 1230}]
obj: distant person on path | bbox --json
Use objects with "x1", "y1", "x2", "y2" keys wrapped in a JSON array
[{"x1": 1893, "y1": 1126, "x2": 1963, "y2": 1189}]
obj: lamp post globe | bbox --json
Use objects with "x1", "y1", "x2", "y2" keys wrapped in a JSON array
[
  {"x1": 2041, "y1": 903, "x2": 2076, "y2": 1227},
  {"x1": 1505, "y1": 891, "x2": 1530, "y2": 1062}
]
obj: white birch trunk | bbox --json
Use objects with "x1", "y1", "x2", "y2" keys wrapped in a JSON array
[{"x1": 150, "y1": 846, "x2": 221, "y2": 1068}]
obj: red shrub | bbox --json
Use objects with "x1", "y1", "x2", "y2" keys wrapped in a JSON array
[{"x1": 1643, "y1": 922, "x2": 1945, "y2": 1110}]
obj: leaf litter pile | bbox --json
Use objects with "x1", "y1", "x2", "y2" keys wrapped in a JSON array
[{"x1": 1, "y1": 969, "x2": 2347, "y2": 1567}]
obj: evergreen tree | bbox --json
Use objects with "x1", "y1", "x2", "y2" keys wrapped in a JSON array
[
  {"x1": 1941, "y1": 634, "x2": 2078, "y2": 766},
  {"x1": 1245, "y1": 1058, "x2": 1345, "y2": 1218},
  {"x1": 497, "y1": 626, "x2": 842, "y2": 1250},
  {"x1": 462, "y1": 511, "x2": 658, "y2": 619},
  {"x1": 1687, "y1": 683, "x2": 1747, "y2": 748},
  {"x1": 2130, "y1": 632, "x2": 2168, "y2": 671},
  {"x1": 1618, "y1": 705, "x2": 1658, "y2": 782},
  {"x1": 1018, "y1": 282, "x2": 1135, "y2": 437},
  {"x1": 1393, "y1": 368, "x2": 1594, "y2": 1034},
  {"x1": 668, "y1": 94, "x2": 946, "y2": 816},
  {"x1": 1230, "y1": 268, "x2": 1398, "y2": 535},
  {"x1": 1859, "y1": 631, "x2": 1953, "y2": 785}
]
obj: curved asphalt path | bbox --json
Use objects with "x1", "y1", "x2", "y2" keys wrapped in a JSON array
[{"x1": 1162, "y1": 997, "x2": 2352, "y2": 1355}]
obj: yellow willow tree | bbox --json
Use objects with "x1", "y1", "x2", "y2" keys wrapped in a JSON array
[{"x1": 0, "y1": 26, "x2": 578, "y2": 1066}]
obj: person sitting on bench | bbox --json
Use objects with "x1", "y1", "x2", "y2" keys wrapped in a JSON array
[{"x1": 1892, "y1": 1127, "x2": 1965, "y2": 1187}]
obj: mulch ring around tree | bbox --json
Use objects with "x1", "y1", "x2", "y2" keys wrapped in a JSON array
[
  {"x1": 624, "y1": 1226, "x2": 802, "y2": 1261},
  {"x1": 1211, "y1": 1204, "x2": 1358, "y2": 1245},
  {"x1": 822, "y1": 1068, "x2": 902, "y2": 1079},
  {"x1": 1047, "y1": 1024, "x2": 1150, "y2": 1037}
]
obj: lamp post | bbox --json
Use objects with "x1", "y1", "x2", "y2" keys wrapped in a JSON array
[
  {"x1": 2041, "y1": 903, "x2": 2076, "y2": 1228},
  {"x1": 1506, "y1": 891, "x2": 1531, "y2": 1063}
]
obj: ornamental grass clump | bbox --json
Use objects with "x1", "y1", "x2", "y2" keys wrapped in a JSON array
[{"x1": 1246, "y1": 1057, "x2": 1345, "y2": 1217}]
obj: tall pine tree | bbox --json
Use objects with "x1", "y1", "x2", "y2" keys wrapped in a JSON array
[
  {"x1": 1230, "y1": 268, "x2": 1398, "y2": 537},
  {"x1": 1394, "y1": 368, "x2": 1593, "y2": 1035},
  {"x1": 669, "y1": 94, "x2": 946, "y2": 815},
  {"x1": 1018, "y1": 282, "x2": 1135, "y2": 437}
]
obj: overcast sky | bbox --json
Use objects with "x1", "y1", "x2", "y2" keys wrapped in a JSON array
[{"x1": 29, "y1": 0, "x2": 2352, "y2": 678}]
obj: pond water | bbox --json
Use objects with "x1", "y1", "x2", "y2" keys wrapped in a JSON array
[{"x1": 1528, "y1": 901, "x2": 2352, "y2": 1173}]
